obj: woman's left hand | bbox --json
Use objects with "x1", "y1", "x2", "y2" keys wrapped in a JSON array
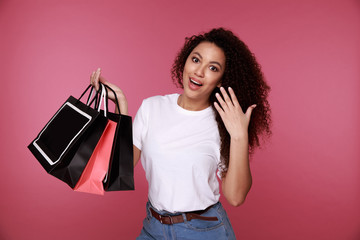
[{"x1": 214, "y1": 87, "x2": 256, "y2": 139}]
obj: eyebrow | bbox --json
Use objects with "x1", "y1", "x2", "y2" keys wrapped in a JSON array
[{"x1": 193, "y1": 52, "x2": 223, "y2": 70}]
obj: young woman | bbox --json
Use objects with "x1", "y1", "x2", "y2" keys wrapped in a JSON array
[{"x1": 90, "y1": 28, "x2": 271, "y2": 240}]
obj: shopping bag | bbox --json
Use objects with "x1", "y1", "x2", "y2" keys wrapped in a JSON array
[
  {"x1": 28, "y1": 84, "x2": 108, "y2": 188},
  {"x1": 75, "y1": 84, "x2": 134, "y2": 194},
  {"x1": 73, "y1": 119, "x2": 117, "y2": 195},
  {"x1": 103, "y1": 85, "x2": 134, "y2": 191}
]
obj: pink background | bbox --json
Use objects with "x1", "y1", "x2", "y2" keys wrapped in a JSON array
[{"x1": 1, "y1": 0, "x2": 359, "y2": 239}]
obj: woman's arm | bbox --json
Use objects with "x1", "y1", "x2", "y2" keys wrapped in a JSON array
[
  {"x1": 133, "y1": 145, "x2": 141, "y2": 167},
  {"x1": 214, "y1": 87, "x2": 256, "y2": 207},
  {"x1": 221, "y1": 135, "x2": 252, "y2": 206}
]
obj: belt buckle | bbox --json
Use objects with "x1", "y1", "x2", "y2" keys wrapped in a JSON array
[
  {"x1": 169, "y1": 216, "x2": 174, "y2": 224},
  {"x1": 159, "y1": 215, "x2": 174, "y2": 225}
]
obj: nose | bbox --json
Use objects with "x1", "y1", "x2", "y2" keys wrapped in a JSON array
[{"x1": 194, "y1": 65, "x2": 205, "y2": 78}]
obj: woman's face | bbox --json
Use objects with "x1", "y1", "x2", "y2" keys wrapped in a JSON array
[{"x1": 182, "y1": 41, "x2": 225, "y2": 103}]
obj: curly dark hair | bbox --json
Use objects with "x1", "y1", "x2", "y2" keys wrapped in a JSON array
[{"x1": 171, "y1": 27, "x2": 272, "y2": 178}]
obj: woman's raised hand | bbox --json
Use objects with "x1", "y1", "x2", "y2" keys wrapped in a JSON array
[
  {"x1": 90, "y1": 68, "x2": 128, "y2": 115},
  {"x1": 214, "y1": 87, "x2": 256, "y2": 140}
]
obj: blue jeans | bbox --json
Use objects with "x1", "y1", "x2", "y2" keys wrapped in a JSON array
[{"x1": 136, "y1": 201, "x2": 236, "y2": 240}]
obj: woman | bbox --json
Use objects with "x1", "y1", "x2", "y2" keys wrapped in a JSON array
[{"x1": 90, "y1": 28, "x2": 271, "y2": 239}]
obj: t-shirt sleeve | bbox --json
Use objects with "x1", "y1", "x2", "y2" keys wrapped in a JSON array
[{"x1": 133, "y1": 99, "x2": 148, "y2": 150}]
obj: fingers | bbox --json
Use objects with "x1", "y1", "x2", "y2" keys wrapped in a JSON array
[
  {"x1": 90, "y1": 68, "x2": 101, "y2": 91},
  {"x1": 220, "y1": 87, "x2": 233, "y2": 107},
  {"x1": 214, "y1": 101, "x2": 224, "y2": 115},
  {"x1": 245, "y1": 104, "x2": 257, "y2": 118},
  {"x1": 215, "y1": 86, "x2": 256, "y2": 116},
  {"x1": 215, "y1": 87, "x2": 235, "y2": 112},
  {"x1": 215, "y1": 92, "x2": 226, "y2": 110},
  {"x1": 228, "y1": 87, "x2": 241, "y2": 109},
  {"x1": 215, "y1": 88, "x2": 227, "y2": 112}
]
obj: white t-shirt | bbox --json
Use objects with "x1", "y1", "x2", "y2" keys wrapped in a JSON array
[{"x1": 133, "y1": 93, "x2": 222, "y2": 213}]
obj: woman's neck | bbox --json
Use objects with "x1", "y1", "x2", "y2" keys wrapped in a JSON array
[{"x1": 177, "y1": 94, "x2": 210, "y2": 111}]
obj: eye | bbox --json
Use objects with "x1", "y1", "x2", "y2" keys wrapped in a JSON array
[
  {"x1": 192, "y1": 57, "x2": 200, "y2": 63},
  {"x1": 209, "y1": 65, "x2": 218, "y2": 72}
]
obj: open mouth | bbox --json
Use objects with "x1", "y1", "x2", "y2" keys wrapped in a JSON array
[{"x1": 190, "y1": 78, "x2": 203, "y2": 86}]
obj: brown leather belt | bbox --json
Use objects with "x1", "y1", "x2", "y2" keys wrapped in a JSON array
[{"x1": 150, "y1": 205, "x2": 218, "y2": 225}]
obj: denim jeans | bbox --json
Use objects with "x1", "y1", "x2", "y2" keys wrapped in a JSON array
[{"x1": 136, "y1": 201, "x2": 236, "y2": 240}]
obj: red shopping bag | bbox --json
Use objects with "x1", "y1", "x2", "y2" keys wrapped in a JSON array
[{"x1": 73, "y1": 119, "x2": 117, "y2": 195}]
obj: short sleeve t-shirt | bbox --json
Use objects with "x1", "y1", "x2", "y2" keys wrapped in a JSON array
[{"x1": 133, "y1": 93, "x2": 222, "y2": 213}]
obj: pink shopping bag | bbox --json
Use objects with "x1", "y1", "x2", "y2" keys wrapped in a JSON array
[{"x1": 74, "y1": 120, "x2": 117, "y2": 195}]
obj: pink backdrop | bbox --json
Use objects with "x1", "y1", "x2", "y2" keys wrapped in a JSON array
[{"x1": 1, "y1": 0, "x2": 359, "y2": 239}]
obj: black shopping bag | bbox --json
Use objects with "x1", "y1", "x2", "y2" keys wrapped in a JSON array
[
  {"x1": 28, "y1": 85, "x2": 108, "y2": 188},
  {"x1": 103, "y1": 85, "x2": 134, "y2": 191}
]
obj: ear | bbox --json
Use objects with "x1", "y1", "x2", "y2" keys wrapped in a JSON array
[{"x1": 216, "y1": 81, "x2": 222, "y2": 88}]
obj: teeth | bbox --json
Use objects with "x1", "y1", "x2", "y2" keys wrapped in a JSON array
[{"x1": 190, "y1": 78, "x2": 202, "y2": 86}]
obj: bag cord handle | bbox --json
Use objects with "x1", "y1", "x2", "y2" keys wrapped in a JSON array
[
  {"x1": 77, "y1": 84, "x2": 121, "y2": 115},
  {"x1": 102, "y1": 84, "x2": 121, "y2": 114}
]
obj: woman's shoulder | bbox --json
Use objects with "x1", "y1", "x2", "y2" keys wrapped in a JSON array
[{"x1": 138, "y1": 93, "x2": 179, "y2": 116}]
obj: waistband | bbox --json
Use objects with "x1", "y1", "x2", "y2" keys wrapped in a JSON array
[{"x1": 147, "y1": 201, "x2": 220, "y2": 225}]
